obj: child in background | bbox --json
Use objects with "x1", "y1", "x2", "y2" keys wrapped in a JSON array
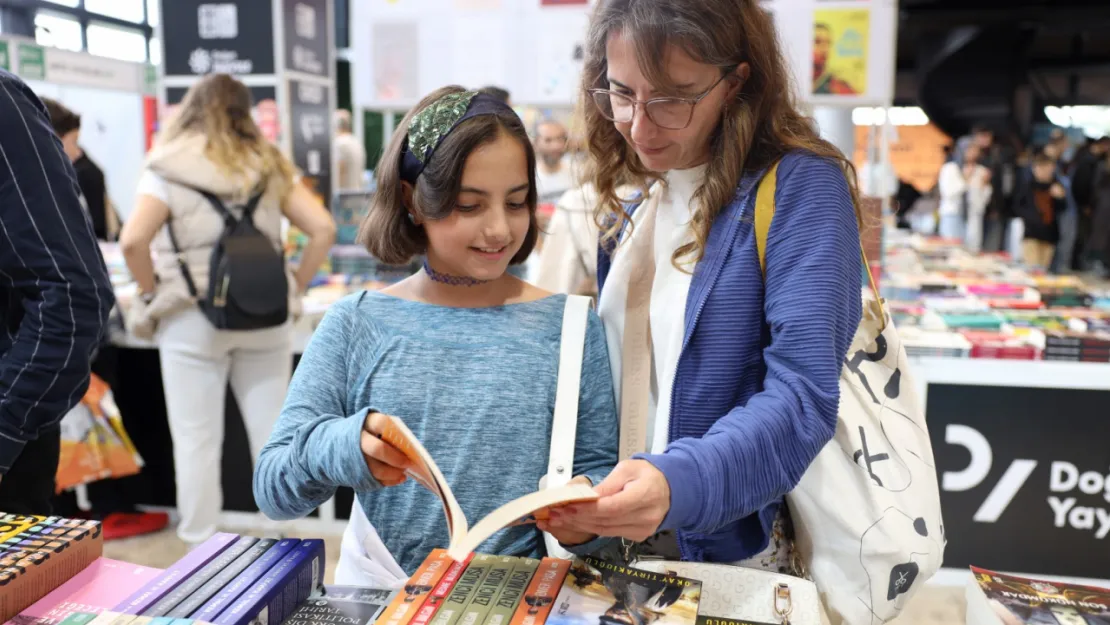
[
  {"x1": 1014, "y1": 151, "x2": 1069, "y2": 271},
  {"x1": 253, "y1": 87, "x2": 618, "y2": 581}
]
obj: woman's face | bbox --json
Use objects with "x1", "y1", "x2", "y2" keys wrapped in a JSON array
[
  {"x1": 421, "y1": 130, "x2": 532, "y2": 281},
  {"x1": 605, "y1": 32, "x2": 738, "y2": 172}
]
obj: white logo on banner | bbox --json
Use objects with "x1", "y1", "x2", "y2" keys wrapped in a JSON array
[
  {"x1": 188, "y1": 48, "x2": 252, "y2": 74},
  {"x1": 943, "y1": 424, "x2": 1110, "y2": 538},
  {"x1": 295, "y1": 3, "x2": 317, "y2": 40},
  {"x1": 189, "y1": 48, "x2": 213, "y2": 74},
  {"x1": 198, "y1": 4, "x2": 239, "y2": 40}
]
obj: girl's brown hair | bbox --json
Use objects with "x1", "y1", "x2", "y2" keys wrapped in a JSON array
[
  {"x1": 358, "y1": 85, "x2": 539, "y2": 265},
  {"x1": 581, "y1": 0, "x2": 863, "y2": 266},
  {"x1": 158, "y1": 73, "x2": 296, "y2": 196}
]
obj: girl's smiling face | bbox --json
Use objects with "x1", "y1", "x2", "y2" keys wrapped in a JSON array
[{"x1": 420, "y1": 129, "x2": 533, "y2": 281}]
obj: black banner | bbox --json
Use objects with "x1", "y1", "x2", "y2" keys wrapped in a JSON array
[
  {"x1": 929, "y1": 383, "x2": 1110, "y2": 579},
  {"x1": 282, "y1": 0, "x2": 330, "y2": 77},
  {"x1": 161, "y1": 0, "x2": 276, "y2": 76},
  {"x1": 289, "y1": 78, "x2": 332, "y2": 208}
]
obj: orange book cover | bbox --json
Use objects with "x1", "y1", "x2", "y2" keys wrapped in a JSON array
[
  {"x1": 375, "y1": 550, "x2": 453, "y2": 625},
  {"x1": 507, "y1": 559, "x2": 571, "y2": 625},
  {"x1": 409, "y1": 554, "x2": 475, "y2": 625}
]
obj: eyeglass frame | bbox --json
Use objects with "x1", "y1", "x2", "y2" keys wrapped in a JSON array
[{"x1": 587, "y1": 67, "x2": 740, "y2": 130}]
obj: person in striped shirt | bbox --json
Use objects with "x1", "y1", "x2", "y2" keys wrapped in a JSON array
[{"x1": 0, "y1": 70, "x2": 115, "y2": 514}]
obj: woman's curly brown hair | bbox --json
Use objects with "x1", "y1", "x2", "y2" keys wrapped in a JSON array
[{"x1": 580, "y1": 0, "x2": 863, "y2": 267}]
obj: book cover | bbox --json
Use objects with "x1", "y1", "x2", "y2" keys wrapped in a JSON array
[
  {"x1": 113, "y1": 534, "x2": 238, "y2": 616},
  {"x1": 167, "y1": 539, "x2": 275, "y2": 619},
  {"x1": 427, "y1": 555, "x2": 492, "y2": 625},
  {"x1": 283, "y1": 587, "x2": 395, "y2": 625},
  {"x1": 408, "y1": 556, "x2": 474, "y2": 625},
  {"x1": 55, "y1": 615, "x2": 98, "y2": 625},
  {"x1": 507, "y1": 559, "x2": 570, "y2": 625},
  {"x1": 0, "y1": 522, "x2": 104, "y2": 622},
  {"x1": 6, "y1": 558, "x2": 162, "y2": 625},
  {"x1": 486, "y1": 559, "x2": 539, "y2": 625},
  {"x1": 457, "y1": 557, "x2": 516, "y2": 625},
  {"x1": 190, "y1": 540, "x2": 298, "y2": 623},
  {"x1": 546, "y1": 557, "x2": 701, "y2": 625},
  {"x1": 374, "y1": 550, "x2": 453, "y2": 625},
  {"x1": 211, "y1": 539, "x2": 325, "y2": 625},
  {"x1": 144, "y1": 538, "x2": 260, "y2": 616},
  {"x1": 967, "y1": 566, "x2": 1110, "y2": 624},
  {"x1": 696, "y1": 619, "x2": 774, "y2": 625}
]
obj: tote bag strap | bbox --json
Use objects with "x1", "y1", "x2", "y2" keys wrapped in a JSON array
[
  {"x1": 754, "y1": 161, "x2": 886, "y2": 328},
  {"x1": 545, "y1": 294, "x2": 593, "y2": 489}
]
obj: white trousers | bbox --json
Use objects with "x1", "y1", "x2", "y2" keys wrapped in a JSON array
[{"x1": 156, "y1": 307, "x2": 292, "y2": 543}]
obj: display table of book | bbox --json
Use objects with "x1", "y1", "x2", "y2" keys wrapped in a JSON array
[{"x1": 880, "y1": 234, "x2": 1110, "y2": 587}]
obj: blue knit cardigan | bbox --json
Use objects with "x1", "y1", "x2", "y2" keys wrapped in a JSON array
[{"x1": 597, "y1": 151, "x2": 863, "y2": 562}]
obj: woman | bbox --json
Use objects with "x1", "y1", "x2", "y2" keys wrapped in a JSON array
[
  {"x1": 938, "y1": 142, "x2": 993, "y2": 250},
  {"x1": 253, "y1": 87, "x2": 617, "y2": 581},
  {"x1": 119, "y1": 74, "x2": 336, "y2": 544},
  {"x1": 543, "y1": 0, "x2": 863, "y2": 569}
]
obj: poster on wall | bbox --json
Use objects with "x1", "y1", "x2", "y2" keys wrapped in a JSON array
[
  {"x1": 928, "y1": 382, "x2": 1110, "y2": 579},
  {"x1": 160, "y1": 0, "x2": 276, "y2": 76},
  {"x1": 288, "y1": 79, "x2": 332, "y2": 209},
  {"x1": 282, "y1": 0, "x2": 330, "y2": 77},
  {"x1": 537, "y1": 25, "x2": 586, "y2": 102},
  {"x1": 811, "y1": 7, "x2": 869, "y2": 96},
  {"x1": 452, "y1": 18, "x2": 507, "y2": 90},
  {"x1": 164, "y1": 85, "x2": 281, "y2": 144},
  {"x1": 372, "y1": 22, "x2": 420, "y2": 102}
]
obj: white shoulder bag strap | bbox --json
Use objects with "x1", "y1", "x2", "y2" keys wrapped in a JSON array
[{"x1": 541, "y1": 294, "x2": 592, "y2": 559}]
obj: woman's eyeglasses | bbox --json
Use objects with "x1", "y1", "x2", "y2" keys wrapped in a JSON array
[{"x1": 589, "y1": 71, "x2": 735, "y2": 130}]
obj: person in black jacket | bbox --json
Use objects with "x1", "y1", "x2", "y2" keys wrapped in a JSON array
[
  {"x1": 0, "y1": 71, "x2": 114, "y2": 514},
  {"x1": 1014, "y1": 151, "x2": 1069, "y2": 271}
]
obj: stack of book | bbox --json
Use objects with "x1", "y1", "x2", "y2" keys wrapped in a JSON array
[
  {"x1": 12, "y1": 533, "x2": 326, "y2": 625},
  {"x1": 0, "y1": 515, "x2": 104, "y2": 621},
  {"x1": 1042, "y1": 330, "x2": 1110, "y2": 363},
  {"x1": 373, "y1": 552, "x2": 705, "y2": 625}
]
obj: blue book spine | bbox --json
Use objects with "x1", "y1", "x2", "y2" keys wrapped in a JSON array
[
  {"x1": 191, "y1": 539, "x2": 300, "y2": 623},
  {"x1": 211, "y1": 540, "x2": 325, "y2": 625},
  {"x1": 168, "y1": 539, "x2": 277, "y2": 618},
  {"x1": 146, "y1": 537, "x2": 260, "y2": 616},
  {"x1": 114, "y1": 533, "x2": 240, "y2": 615}
]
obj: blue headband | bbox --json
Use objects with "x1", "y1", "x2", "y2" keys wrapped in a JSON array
[{"x1": 399, "y1": 91, "x2": 515, "y2": 184}]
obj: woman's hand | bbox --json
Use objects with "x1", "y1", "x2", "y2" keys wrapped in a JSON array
[
  {"x1": 361, "y1": 412, "x2": 412, "y2": 487},
  {"x1": 543, "y1": 460, "x2": 671, "y2": 542},
  {"x1": 536, "y1": 476, "x2": 597, "y2": 546}
]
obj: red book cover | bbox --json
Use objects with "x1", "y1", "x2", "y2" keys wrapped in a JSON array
[{"x1": 409, "y1": 555, "x2": 475, "y2": 625}]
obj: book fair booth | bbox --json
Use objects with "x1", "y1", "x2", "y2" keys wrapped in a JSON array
[{"x1": 5, "y1": 0, "x2": 1110, "y2": 622}]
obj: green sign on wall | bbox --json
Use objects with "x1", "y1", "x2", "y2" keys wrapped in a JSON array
[
  {"x1": 0, "y1": 41, "x2": 10, "y2": 72},
  {"x1": 18, "y1": 43, "x2": 45, "y2": 80}
]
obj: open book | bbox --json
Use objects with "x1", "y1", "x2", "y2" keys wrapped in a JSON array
[{"x1": 379, "y1": 416, "x2": 599, "y2": 562}]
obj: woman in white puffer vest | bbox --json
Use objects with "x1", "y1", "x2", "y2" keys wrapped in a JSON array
[{"x1": 119, "y1": 73, "x2": 336, "y2": 544}]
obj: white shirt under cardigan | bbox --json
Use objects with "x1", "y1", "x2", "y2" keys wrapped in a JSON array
[{"x1": 597, "y1": 164, "x2": 707, "y2": 455}]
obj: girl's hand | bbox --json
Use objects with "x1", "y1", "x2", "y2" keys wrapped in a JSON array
[
  {"x1": 361, "y1": 411, "x2": 412, "y2": 487},
  {"x1": 545, "y1": 460, "x2": 672, "y2": 543}
]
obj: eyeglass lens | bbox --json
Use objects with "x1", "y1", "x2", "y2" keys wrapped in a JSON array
[{"x1": 591, "y1": 91, "x2": 694, "y2": 130}]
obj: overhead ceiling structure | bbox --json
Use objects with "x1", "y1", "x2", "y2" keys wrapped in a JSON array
[{"x1": 897, "y1": 0, "x2": 1110, "y2": 140}]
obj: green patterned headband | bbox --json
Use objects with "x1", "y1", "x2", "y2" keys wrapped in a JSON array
[{"x1": 399, "y1": 90, "x2": 513, "y2": 183}]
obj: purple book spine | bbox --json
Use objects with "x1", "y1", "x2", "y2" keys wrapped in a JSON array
[
  {"x1": 212, "y1": 540, "x2": 325, "y2": 625},
  {"x1": 113, "y1": 532, "x2": 239, "y2": 615},
  {"x1": 191, "y1": 539, "x2": 300, "y2": 622}
]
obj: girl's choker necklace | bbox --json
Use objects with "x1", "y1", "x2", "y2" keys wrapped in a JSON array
[{"x1": 422, "y1": 260, "x2": 493, "y2": 287}]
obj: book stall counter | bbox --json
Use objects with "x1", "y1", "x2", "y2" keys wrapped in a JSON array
[{"x1": 882, "y1": 233, "x2": 1110, "y2": 588}]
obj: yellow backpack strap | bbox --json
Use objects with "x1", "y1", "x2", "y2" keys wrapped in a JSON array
[{"x1": 754, "y1": 161, "x2": 780, "y2": 278}]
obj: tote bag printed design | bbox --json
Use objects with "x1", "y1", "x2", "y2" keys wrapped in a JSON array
[{"x1": 754, "y1": 162, "x2": 945, "y2": 624}]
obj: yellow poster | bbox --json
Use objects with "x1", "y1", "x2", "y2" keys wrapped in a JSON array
[{"x1": 812, "y1": 8, "x2": 869, "y2": 96}]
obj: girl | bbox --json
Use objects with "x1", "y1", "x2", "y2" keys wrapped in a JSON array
[
  {"x1": 938, "y1": 142, "x2": 993, "y2": 250},
  {"x1": 119, "y1": 74, "x2": 335, "y2": 544},
  {"x1": 253, "y1": 87, "x2": 618, "y2": 577},
  {"x1": 544, "y1": 0, "x2": 864, "y2": 570}
]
